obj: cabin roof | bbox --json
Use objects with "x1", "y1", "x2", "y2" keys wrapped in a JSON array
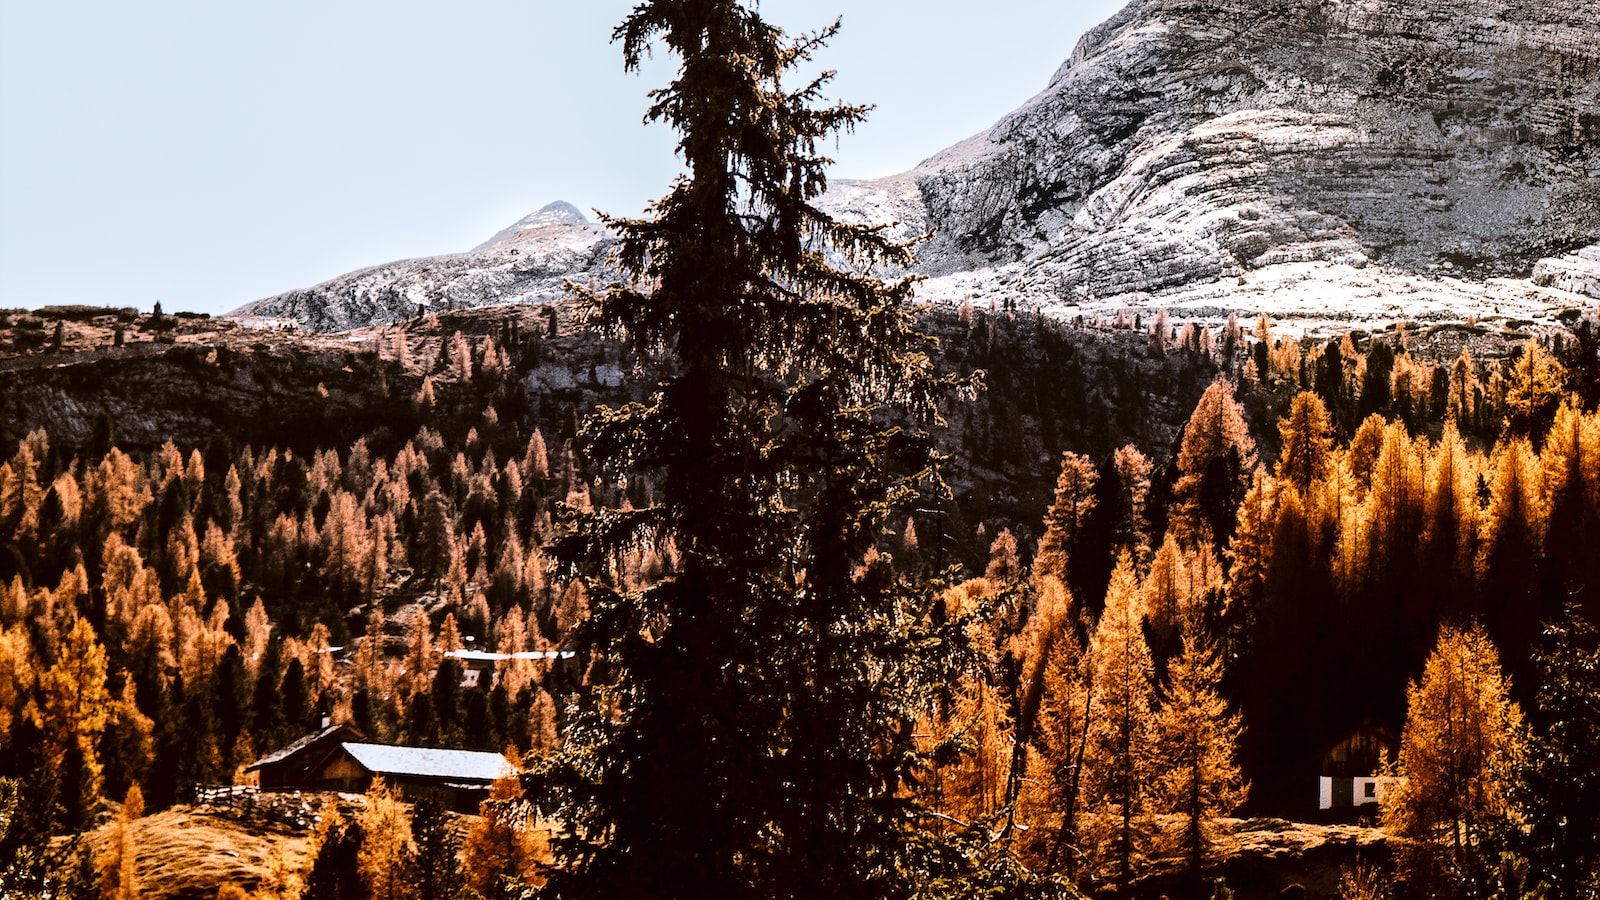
[
  {"x1": 246, "y1": 723, "x2": 362, "y2": 772},
  {"x1": 341, "y1": 742, "x2": 515, "y2": 783}
]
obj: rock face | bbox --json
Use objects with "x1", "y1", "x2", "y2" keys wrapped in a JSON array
[
  {"x1": 472, "y1": 200, "x2": 592, "y2": 251},
  {"x1": 233, "y1": 0, "x2": 1600, "y2": 334},
  {"x1": 231, "y1": 201, "x2": 613, "y2": 332},
  {"x1": 822, "y1": 0, "x2": 1600, "y2": 331}
]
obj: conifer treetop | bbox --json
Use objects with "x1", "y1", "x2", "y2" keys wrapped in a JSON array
[{"x1": 533, "y1": 4, "x2": 989, "y2": 899}]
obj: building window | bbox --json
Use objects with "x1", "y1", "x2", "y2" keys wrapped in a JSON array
[{"x1": 1364, "y1": 782, "x2": 1376, "y2": 798}]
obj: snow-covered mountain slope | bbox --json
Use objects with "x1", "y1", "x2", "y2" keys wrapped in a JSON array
[
  {"x1": 819, "y1": 0, "x2": 1600, "y2": 334},
  {"x1": 231, "y1": 202, "x2": 613, "y2": 332},
  {"x1": 472, "y1": 201, "x2": 591, "y2": 252},
  {"x1": 233, "y1": 0, "x2": 1600, "y2": 335}
]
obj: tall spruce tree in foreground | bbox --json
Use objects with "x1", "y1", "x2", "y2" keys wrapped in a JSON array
[{"x1": 532, "y1": 3, "x2": 988, "y2": 899}]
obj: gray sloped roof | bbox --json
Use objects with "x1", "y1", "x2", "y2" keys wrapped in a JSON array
[
  {"x1": 341, "y1": 743, "x2": 515, "y2": 784},
  {"x1": 246, "y1": 724, "x2": 359, "y2": 772}
]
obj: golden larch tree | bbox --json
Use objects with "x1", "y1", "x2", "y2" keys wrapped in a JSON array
[
  {"x1": 0, "y1": 624, "x2": 37, "y2": 744},
  {"x1": 1366, "y1": 421, "x2": 1426, "y2": 577},
  {"x1": 1035, "y1": 452, "x2": 1098, "y2": 584},
  {"x1": 1155, "y1": 634, "x2": 1247, "y2": 878},
  {"x1": 102, "y1": 676, "x2": 154, "y2": 799},
  {"x1": 1382, "y1": 624, "x2": 1526, "y2": 896},
  {"x1": 1083, "y1": 553, "x2": 1158, "y2": 887},
  {"x1": 1419, "y1": 422, "x2": 1481, "y2": 619},
  {"x1": 320, "y1": 490, "x2": 373, "y2": 602},
  {"x1": 437, "y1": 612, "x2": 464, "y2": 656},
  {"x1": 921, "y1": 578, "x2": 1013, "y2": 829},
  {"x1": 1447, "y1": 348, "x2": 1479, "y2": 425},
  {"x1": 1008, "y1": 574, "x2": 1075, "y2": 791},
  {"x1": 1226, "y1": 468, "x2": 1276, "y2": 626},
  {"x1": 461, "y1": 772, "x2": 545, "y2": 897},
  {"x1": 1144, "y1": 536, "x2": 1187, "y2": 641},
  {"x1": 495, "y1": 606, "x2": 532, "y2": 698},
  {"x1": 97, "y1": 782, "x2": 142, "y2": 900},
  {"x1": 1478, "y1": 438, "x2": 1547, "y2": 654},
  {"x1": 1276, "y1": 391, "x2": 1334, "y2": 496},
  {"x1": 402, "y1": 612, "x2": 433, "y2": 700},
  {"x1": 1540, "y1": 403, "x2": 1600, "y2": 605},
  {"x1": 1504, "y1": 339, "x2": 1564, "y2": 440},
  {"x1": 1346, "y1": 414, "x2": 1387, "y2": 492},
  {"x1": 1170, "y1": 380, "x2": 1256, "y2": 546},
  {"x1": 353, "y1": 607, "x2": 392, "y2": 701},
  {"x1": 1112, "y1": 444, "x2": 1155, "y2": 556},
  {"x1": 1030, "y1": 596, "x2": 1095, "y2": 878},
  {"x1": 29, "y1": 617, "x2": 112, "y2": 800},
  {"x1": 356, "y1": 778, "x2": 414, "y2": 900}
]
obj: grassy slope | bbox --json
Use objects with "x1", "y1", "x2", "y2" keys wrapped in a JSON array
[
  {"x1": 96, "y1": 806, "x2": 310, "y2": 900},
  {"x1": 101, "y1": 804, "x2": 1381, "y2": 900},
  {"x1": 1133, "y1": 816, "x2": 1389, "y2": 899}
]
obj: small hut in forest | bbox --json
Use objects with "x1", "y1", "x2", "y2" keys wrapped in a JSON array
[
  {"x1": 248, "y1": 727, "x2": 515, "y2": 811},
  {"x1": 1317, "y1": 720, "x2": 1402, "y2": 812}
]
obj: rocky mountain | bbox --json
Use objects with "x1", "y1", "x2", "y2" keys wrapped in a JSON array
[
  {"x1": 471, "y1": 200, "x2": 592, "y2": 252},
  {"x1": 233, "y1": 0, "x2": 1600, "y2": 335},
  {"x1": 826, "y1": 0, "x2": 1600, "y2": 330},
  {"x1": 231, "y1": 201, "x2": 613, "y2": 333}
]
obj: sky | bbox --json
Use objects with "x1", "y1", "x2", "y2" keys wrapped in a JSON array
[{"x1": 0, "y1": 1, "x2": 1127, "y2": 316}]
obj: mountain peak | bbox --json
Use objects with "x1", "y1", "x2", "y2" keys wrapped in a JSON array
[
  {"x1": 524, "y1": 200, "x2": 588, "y2": 227},
  {"x1": 233, "y1": 0, "x2": 1599, "y2": 335},
  {"x1": 475, "y1": 201, "x2": 591, "y2": 251},
  {"x1": 231, "y1": 199, "x2": 613, "y2": 332}
]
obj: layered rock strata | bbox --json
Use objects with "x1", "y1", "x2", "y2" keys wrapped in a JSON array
[
  {"x1": 234, "y1": 0, "x2": 1600, "y2": 336},
  {"x1": 823, "y1": 0, "x2": 1599, "y2": 334}
]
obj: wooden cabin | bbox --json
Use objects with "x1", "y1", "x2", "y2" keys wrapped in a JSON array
[
  {"x1": 248, "y1": 729, "x2": 515, "y2": 812},
  {"x1": 1317, "y1": 720, "x2": 1402, "y2": 811},
  {"x1": 246, "y1": 723, "x2": 365, "y2": 791}
]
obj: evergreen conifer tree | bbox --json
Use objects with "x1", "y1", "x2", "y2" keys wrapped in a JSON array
[
  {"x1": 532, "y1": 4, "x2": 983, "y2": 898},
  {"x1": 1524, "y1": 607, "x2": 1600, "y2": 900},
  {"x1": 409, "y1": 794, "x2": 464, "y2": 900},
  {"x1": 0, "y1": 774, "x2": 87, "y2": 897},
  {"x1": 304, "y1": 803, "x2": 366, "y2": 900}
]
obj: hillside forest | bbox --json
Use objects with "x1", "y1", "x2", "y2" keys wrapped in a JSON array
[{"x1": 1, "y1": 303, "x2": 1598, "y2": 897}]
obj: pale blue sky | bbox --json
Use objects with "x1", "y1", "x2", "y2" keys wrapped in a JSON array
[{"x1": 0, "y1": 1, "x2": 1126, "y2": 315}]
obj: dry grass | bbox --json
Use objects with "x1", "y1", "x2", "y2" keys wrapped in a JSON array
[
  {"x1": 93, "y1": 806, "x2": 311, "y2": 900},
  {"x1": 1215, "y1": 816, "x2": 1388, "y2": 861},
  {"x1": 1089, "y1": 816, "x2": 1392, "y2": 899},
  {"x1": 97, "y1": 804, "x2": 1382, "y2": 900},
  {"x1": 1201, "y1": 817, "x2": 1388, "y2": 900}
]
